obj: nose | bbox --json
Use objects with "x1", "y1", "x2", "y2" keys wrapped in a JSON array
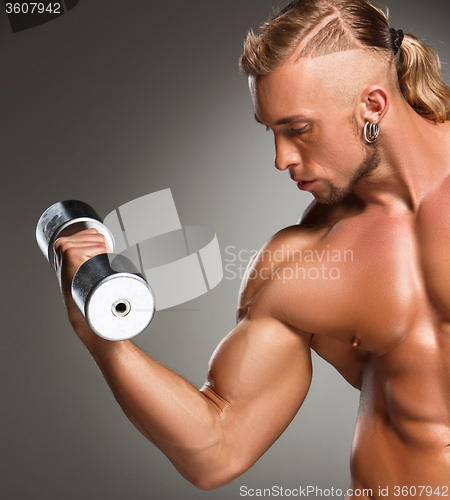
[{"x1": 274, "y1": 135, "x2": 301, "y2": 171}]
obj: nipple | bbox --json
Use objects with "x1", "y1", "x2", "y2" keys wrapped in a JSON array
[{"x1": 351, "y1": 337, "x2": 361, "y2": 348}]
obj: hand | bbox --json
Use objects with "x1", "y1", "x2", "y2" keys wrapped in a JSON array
[{"x1": 54, "y1": 228, "x2": 112, "y2": 332}]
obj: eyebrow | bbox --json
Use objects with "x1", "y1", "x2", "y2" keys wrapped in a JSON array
[{"x1": 254, "y1": 113, "x2": 308, "y2": 126}]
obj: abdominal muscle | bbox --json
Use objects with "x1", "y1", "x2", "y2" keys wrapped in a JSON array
[
  {"x1": 347, "y1": 417, "x2": 450, "y2": 499},
  {"x1": 345, "y1": 322, "x2": 450, "y2": 499}
]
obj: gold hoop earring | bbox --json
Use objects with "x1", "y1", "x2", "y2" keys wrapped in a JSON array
[{"x1": 364, "y1": 121, "x2": 379, "y2": 144}]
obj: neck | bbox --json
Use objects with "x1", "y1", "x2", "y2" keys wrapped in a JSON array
[{"x1": 352, "y1": 97, "x2": 450, "y2": 211}]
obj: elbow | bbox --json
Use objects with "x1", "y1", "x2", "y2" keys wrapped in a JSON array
[
  {"x1": 191, "y1": 476, "x2": 223, "y2": 491},
  {"x1": 188, "y1": 473, "x2": 236, "y2": 491},
  {"x1": 165, "y1": 415, "x2": 255, "y2": 490},
  {"x1": 181, "y1": 457, "x2": 250, "y2": 491}
]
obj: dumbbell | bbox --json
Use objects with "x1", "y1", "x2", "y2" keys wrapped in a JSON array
[{"x1": 36, "y1": 200, "x2": 156, "y2": 341}]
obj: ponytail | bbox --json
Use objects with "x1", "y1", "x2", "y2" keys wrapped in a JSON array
[{"x1": 396, "y1": 34, "x2": 450, "y2": 122}]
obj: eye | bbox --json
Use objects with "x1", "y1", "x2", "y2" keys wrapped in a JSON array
[{"x1": 289, "y1": 125, "x2": 308, "y2": 135}]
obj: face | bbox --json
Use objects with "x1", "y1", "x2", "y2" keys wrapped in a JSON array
[{"x1": 250, "y1": 54, "x2": 380, "y2": 204}]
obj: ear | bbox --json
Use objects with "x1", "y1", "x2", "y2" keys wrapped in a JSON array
[{"x1": 358, "y1": 86, "x2": 390, "y2": 123}]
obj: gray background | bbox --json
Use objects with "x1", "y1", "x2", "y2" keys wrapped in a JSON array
[{"x1": 1, "y1": 1, "x2": 449, "y2": 499}]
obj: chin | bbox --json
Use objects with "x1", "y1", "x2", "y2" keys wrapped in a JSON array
[{"x1": 312, "y1": 187, "x2": 349, "y2": 205}]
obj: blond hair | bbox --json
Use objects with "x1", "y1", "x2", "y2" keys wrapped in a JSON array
[{"x1": 240, "y1": 0, "x2": 450, "y2": 122}]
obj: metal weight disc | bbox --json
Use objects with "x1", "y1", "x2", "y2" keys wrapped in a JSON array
[
  {"x1": 36, "y1": 200, "x2": 115, "y2": 269},
  {"x1": 86, "y1": 275, "x2": 155, "y2": 341},
  {"x1": 72, "y1": 254, "x2": 156, "y2": 341}
]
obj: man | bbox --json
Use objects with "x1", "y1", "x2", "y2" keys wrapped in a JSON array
[{"x1": 54, "y1": 0, "x2": 450, "y2": 497}]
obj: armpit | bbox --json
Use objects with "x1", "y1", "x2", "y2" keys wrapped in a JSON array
[{"x1": 310, "y1": 333, "x2": 370, "y2": 390}]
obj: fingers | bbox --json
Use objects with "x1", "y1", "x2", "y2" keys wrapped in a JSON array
[
  {"x1": 55, "y1": 228, "x2": 109, "y2": 253},
  {"x1": 54, "y1": 228, "x2": 111, "y2": 276},
  {"x1": 54, "y1": 228, "x2": 106, "y2": 252}
]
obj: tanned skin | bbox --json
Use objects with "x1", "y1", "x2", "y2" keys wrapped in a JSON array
[{"x1": 54, "y1": 48, "x2": 450, "y2": 498}]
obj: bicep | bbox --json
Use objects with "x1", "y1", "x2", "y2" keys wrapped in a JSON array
[{"x1": 200, "y1": 316, "x2": 312, "y2": 469}]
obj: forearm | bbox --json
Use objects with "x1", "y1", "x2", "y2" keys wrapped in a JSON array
[{"x1": 74, "y1": 322, "x2": 240, "y2": 489}]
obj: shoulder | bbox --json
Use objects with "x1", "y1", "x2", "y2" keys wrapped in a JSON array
[
  {"x1": 235, "y1": 197, "x2": 363, "y2": 328},
  {"x1": 236, "y1": 223, "x2": 326, "y2": 325}
]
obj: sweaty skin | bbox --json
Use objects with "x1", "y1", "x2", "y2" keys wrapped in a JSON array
[{"x1": 55, "y1": 50, "x2": 450, "y2": 497}]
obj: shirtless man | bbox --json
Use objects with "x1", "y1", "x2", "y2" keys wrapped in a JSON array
[{"x1": 54, "y1": 0, "x2": 450, "y2": 498}]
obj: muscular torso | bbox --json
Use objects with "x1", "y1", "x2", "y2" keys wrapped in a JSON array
[{"x1": 246, "y1": 178, "x2": 450, "y2": 498}]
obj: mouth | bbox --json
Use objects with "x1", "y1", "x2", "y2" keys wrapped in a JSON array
[{"x1": 297, "y1": 180, "x2": 317, "y2": 191}]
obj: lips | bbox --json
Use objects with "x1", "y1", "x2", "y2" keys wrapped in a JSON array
[
  {"x1": 290, "y1": 173, "x2": 317, "y2": 191},
  {"x1": 297, "y1": 180, "x2": 316, "y2": 191}
]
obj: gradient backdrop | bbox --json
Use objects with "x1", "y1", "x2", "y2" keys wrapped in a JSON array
[{"x1": 1, "y1": 1, "x2": 449, "y2": 498}]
